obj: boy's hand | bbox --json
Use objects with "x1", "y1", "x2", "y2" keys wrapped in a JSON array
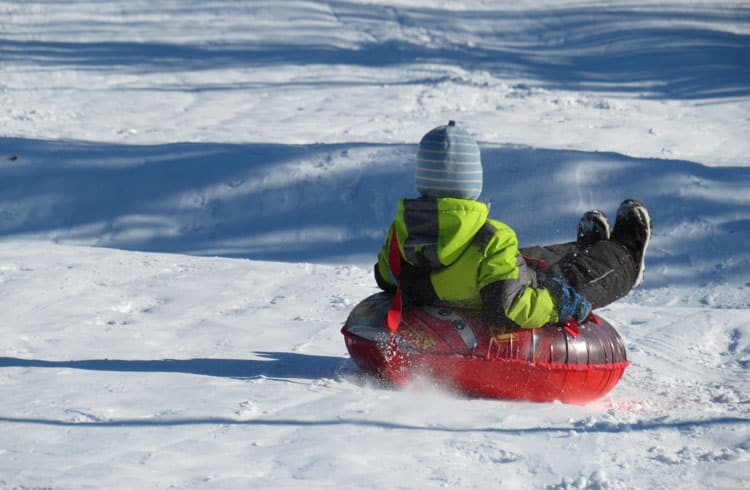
[{"x1": 551, "y1": 278, "x2": 591, "y2": 323}]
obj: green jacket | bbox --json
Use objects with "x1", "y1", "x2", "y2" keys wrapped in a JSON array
[{"x1": 375, "y1": 197, "x2": 560, "y2": 328}]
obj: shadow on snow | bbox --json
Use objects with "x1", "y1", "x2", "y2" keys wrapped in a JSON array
[
  {"x1": 1, "y1": 2, "x2": 748, "y2": 99},
  {"x1": 2, "y1": 353, "x2": 748, "y2": 432},
  {"x1": 0, "y1": 413, "x2": 747, "y2": 434},
  {"x1": 1, "y1": 137, "x2": 749, "y2": 288},
  {"x1": 0, "y1": 352, "x2": 348, "y2": 380}
]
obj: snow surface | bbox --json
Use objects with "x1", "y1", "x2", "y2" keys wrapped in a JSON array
[{"x1": 1, "y1": 0, "x2": 749, "y2": 488}]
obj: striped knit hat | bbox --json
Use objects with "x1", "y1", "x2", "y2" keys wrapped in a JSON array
[{"x1": 415, "y1": 121, "x2": 483, "y2": 200}]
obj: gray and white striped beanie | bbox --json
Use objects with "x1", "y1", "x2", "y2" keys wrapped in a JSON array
[{"x1": 415, "y1": 121, "x2": 483, "y2": 200}]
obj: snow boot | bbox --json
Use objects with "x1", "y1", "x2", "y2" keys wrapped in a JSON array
[
  {"x1": 577, "y1": 209, "x2": 611, "y2": 248},
  {"x1": 611, "y1": 199, "x2": 652, "y2": 288}
]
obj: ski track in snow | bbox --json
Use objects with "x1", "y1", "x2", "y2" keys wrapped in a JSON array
[{"x1": 1, "y1": 0, "x2": 750, "y2": 489}]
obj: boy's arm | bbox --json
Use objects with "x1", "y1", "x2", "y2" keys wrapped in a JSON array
[{"x1": 478, "y1": 222, "x2": 559, "y2": 328}]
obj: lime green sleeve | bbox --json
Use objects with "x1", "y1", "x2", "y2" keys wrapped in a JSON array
[{"x1": 478, "y1": 220, "x2": 559, "y2": 328}]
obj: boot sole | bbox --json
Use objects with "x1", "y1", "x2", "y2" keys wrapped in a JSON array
[{"x1": 630, "y1": 205, "x2": 652, "y2": 288}]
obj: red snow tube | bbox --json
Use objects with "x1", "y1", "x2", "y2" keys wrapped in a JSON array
[{"x1": 341, "y1": 293, "x2": 629, "y2": 404}]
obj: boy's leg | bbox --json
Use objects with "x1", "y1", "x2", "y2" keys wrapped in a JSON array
[
  {"x1": 519, "y1": 209, "x2": 612, "y2": 267},
  {"x1": 521, "y1": 240, "x2": 637, "y2": 310},
  {"x1": 547, "y1": 240, "x2": 637, "y2": 309},
  {"x1": 521, "y1": 201, "x2": 650, "y2": 310},
  {"x1": 520, "y1": 242, "x2": 577, "y2": 268}
]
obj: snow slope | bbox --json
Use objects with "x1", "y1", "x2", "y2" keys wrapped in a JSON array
[{"x1": 1, "y1": 1, "x2": 749, "y2": 488}]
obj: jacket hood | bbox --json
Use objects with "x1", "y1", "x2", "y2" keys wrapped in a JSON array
[{"x1": 396, "y1": 197, "x2": 489, "y2": 268}]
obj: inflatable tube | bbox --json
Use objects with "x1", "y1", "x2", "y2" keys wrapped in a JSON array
[{"x1": 342, "y1": 293, "x2": 629, "y2": 404}]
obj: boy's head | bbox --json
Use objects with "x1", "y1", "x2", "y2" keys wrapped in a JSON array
[{"x1": 416, "y1": 120, "x2": 483, "y2": 200}]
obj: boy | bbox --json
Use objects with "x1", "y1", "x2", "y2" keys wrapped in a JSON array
[{"x1": 375, "y1": 121, "x2": 652, "y2": 329}]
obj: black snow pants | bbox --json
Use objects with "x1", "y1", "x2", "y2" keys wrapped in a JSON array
[{"x1": 521, "y1": 239, "x2": 638, "y2": 310}]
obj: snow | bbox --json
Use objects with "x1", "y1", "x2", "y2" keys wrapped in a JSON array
[{"x1": 1, "y1": 0, "x2": 749, "y2": 488}]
